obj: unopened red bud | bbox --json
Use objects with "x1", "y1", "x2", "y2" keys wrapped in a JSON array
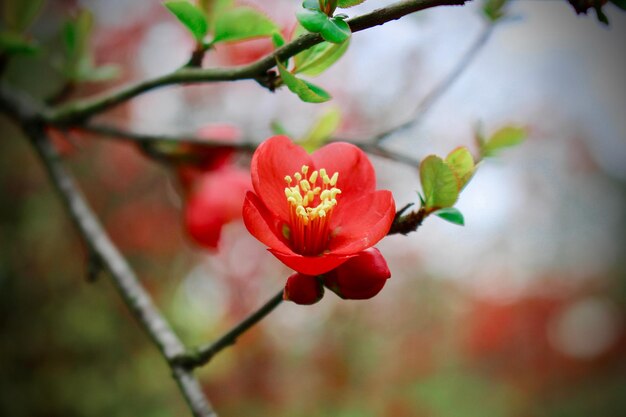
[
  {"x1": 322, "y1": 248, "x2": 390, "y2": 300},
  {"x1": 284, "y1": 273, "x2": 324, "y2": 305}
]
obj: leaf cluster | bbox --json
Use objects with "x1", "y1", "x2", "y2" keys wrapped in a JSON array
[{"x1": 418, "y1": 125, "x2": 526, "y2": 226}]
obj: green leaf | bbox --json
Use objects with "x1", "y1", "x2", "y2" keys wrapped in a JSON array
[
  {"x1": 418, "y1": 192, "x2": 426, "y2": 208},
  {"x1": 296, "y1": 8, "x2": 329, "y2": 33},
  {"x1": 213, "y1": 7, "x2": 278, "y2": 43},
  {"x1": 0, "y1": 31, "x2": 38, "y2": 55},
  {"x1": 483, "y1": 0, "x2": 508, "y2": 22},
  {"x1": 277, "y1": 61, "x2": 331, "y2": 103},
  {"x1": 296, "y1": 9, "x2": 351, "y2": 44},
  {"x1": 320, "y1": 16, "x2": 351, "y2": 43},
  {"x1": 63, "y1": 9, "x2": 94, "y2": 79},
  {"x1": 270, "y1": 120, "x2": 290, "y2": 136},
  {"x1": 299, "y1": 107, "x2": 341, "y2": 152},
  {"x1": 481, "y1": 125, "x2": 526, "y2": 157},
  {"x1": 164, "y1": 0, "x2": 208, "y2": 41},
  {"x1": 420, "y1": 155, "x2": 459, "y2": 211},
  {"x1": 272, "y1": 32, "x2": 285, "y2": 48},
  {"x1": 337, "y1": 0, "x2": 367, "y2": 8},
  {"x1": 295, "y1": 38, "x2": 349, "y2": 76},
  {"x1": 2, "y1": 0, "x2": 46, "y2": 32},
  {"x1": 445, "y1": 146, "x2": 475, "y2": 191},
  {"x1": 434, "y1": 207, "x2": 465, "y2": 226}
]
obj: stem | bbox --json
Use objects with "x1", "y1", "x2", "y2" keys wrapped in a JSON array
[
  {"x1": 77, "y1": 123, "x2": 257, "y2": 151},
  {"x1": 25, "y1": 125, "x2": 217, "y2": 417},
  {"x1": 175, "y1": 289, "x2": 284, "y2": 369},
  {"x1": 44, "y1": 0, "x2": 469, "y2": 125}
]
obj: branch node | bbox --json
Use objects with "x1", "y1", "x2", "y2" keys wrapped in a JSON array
[{"x1": 388, "y1": 206, "x2": 426, "y2": 235}]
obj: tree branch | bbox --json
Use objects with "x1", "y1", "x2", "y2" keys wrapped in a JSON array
[
  {"x1": 174, "y1": 289, "x2": 284, "y2": 369},
  {"x1": 77, "y1": 123, "x2": 258, "y2": 151},
  {"x1": 43, "y1": 0, "x2": 469, "y2": 125},
  {"x1": 24, "y1": 123, "x2": 216, "y2": 417},
  {"x1": 76, "y1": 122, "x2": 422, "y2": 168}
]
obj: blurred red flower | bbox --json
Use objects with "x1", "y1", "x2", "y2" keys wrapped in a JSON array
[
  {"x1": 243, "y1": 135, "x2": 395, "y2": 275},
  {"x1": 176, "y1": 123, "x2": 241, "y2": 190},
  {"x1": 185, "y1": 166, "x2": 251, "y2": 249}
]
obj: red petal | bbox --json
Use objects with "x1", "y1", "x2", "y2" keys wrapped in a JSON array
[
  {"x1": 329, "y1": 190, "x2": 395, "y2": 255},
  {"x1": 312, "y1": 142, "x2": 376, "y2": 202},
  {"x1": 242, "y1": 191, "x2": 292, "y2": 253},
  {"x1": 269, "y1": 249, "x2": 353, "y2": 275},
  {"x1": 251, "y1": 135, "x2": 312, "y2": 221}
]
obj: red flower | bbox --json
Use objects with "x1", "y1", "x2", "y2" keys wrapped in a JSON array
[
  {"x1": 177, "y1": 123, "x2": 241, "y2": 190},
  {"x1": 243, "y1": 135, "x2": 395, "y2": 275},
  {"x1": 322, "y1": 248, "x2": 391, "y2": 300},
  {"x1": 185, "y1": 167, "x2": 251, "y2": 249}
]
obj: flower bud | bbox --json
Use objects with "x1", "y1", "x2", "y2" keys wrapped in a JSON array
[
  {"x1": 284, "y1": 273, "x2": 324, "y2": 305},
  {"x1": 322, "y1": 248, "x2": 390, "y2": 300}
]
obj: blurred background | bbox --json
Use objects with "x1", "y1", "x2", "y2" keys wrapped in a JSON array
[{"x1": 1, "y1": 0, "x2": 625, "y2": 416}]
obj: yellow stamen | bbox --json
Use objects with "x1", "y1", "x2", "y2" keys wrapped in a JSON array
[{"x1": 283, "y1": 165, "x2": 342, "y2": 255}]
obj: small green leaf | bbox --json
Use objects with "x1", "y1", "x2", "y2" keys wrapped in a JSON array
[
  {"x1": 296, "y1": 8, "x2": 329, "y2": 33},
  {"x1": 272, "y1": 32, "x2": 285, "y2": 48},
  {"x1": 434, "y1": 207, "x2": 465, "y2": 226},
  {"x1": 483, "y1": 0, "x2": 508, "y2": 22},
  {"x1": 270, "y1": 120, "x2": 290, "y2": 136},
  {"x1": 299, "y1": 107, "x2": 341, "y2": 152},
  {"x1": 337, "y1": 0, "x2": 367, "y2": 8},
  {"x1": 63, "y1": 9, "x2": 94, "y2": 80},
  {"x1": 212, "y1": 7, "x2": 278, "y2": 43},
  {"x1": 2, "y1": 0, "x2": 46, "y2": 32},
  {"x1": 164, "y1": 0, "x2": 208, "y2": 41},
  {"x1": 277, "y1": 61, "x2": 331, "y2": 103},
  {"x1": 418, "y1": 192, "x2": 426, "y2": 208},
  {"x1": 0, "y1": 31, "x2": 38, "y2": 55},
  {"x1": 296, "y1": 8, "x2": 352, "y2": 44},
  {"x1": 295, "y1": 38, "x2": 349, "y2": 76},
  {"x1": 481, "y1": 125, "x2": 526, "y2": 157},
  {"x1": 445, "y1": 146, "x2": 475, "y2": 191},
  {"x1": 420, "y1": 155, "x2": 459, "y2": 211},
  {"x1": 320, "y1": 16, "x2": 351, "y2": 43}
]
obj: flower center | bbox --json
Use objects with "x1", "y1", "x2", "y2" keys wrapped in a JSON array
[{"x1": 284, "y1": 165, "x2": 341, "y2": 256}]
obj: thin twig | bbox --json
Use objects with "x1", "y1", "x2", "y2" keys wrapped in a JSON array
[
  {"x1": 77, "y1": 122, "x2": 423, "y2": 167},
  {"x1": 43, "y1": 0, "x2": 469, "y2": 125},
  {"x1": 371, "y1": 22, "x2": 495, "y2": 144},
  {"x1": 77, "y1": 123, "x2": 257, "y2": 151},
  {"x1": 25, "y1": 125, "x2": 216, "y2": 417},
  {"x1": 174, "y1": 289, "x2": 284, "y2": 369}
]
